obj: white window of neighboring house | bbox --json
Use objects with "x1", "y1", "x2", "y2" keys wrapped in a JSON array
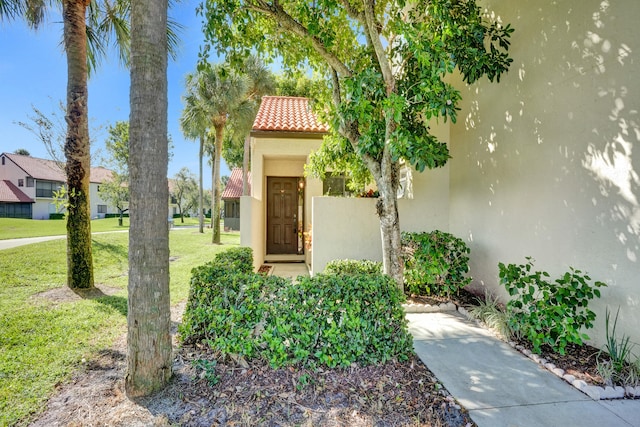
[
  {"x1": 98, "y1": 205, "x2": 107, "y2": 214},
  {"x1": 26, "y1": 177, "x2": 34, "y2": 187},
  {"x1": 36, "y1": 181, "x2": 62, "y2": 198},
  {"x1": 397, "y1": 163, "x2": 414, "y2": 199},
  {"x1": 18, "y1": 179, "x2": 24, "y2": 187}
]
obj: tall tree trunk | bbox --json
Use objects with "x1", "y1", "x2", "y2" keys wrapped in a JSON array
[
  {"x1": 126, "y1": 0, "x2": 172, "y2": 397},
  {"x1": 242, "y1": 135, "x2": 249, "y2": 196},
  {"x1": 62, "y1": 0, "x2": 93, "y2": 289},
  {"x1": 198, "y1": 135, "x2": 204, "y2": 233},
  {"x1": 210, "y1": 145, "x2": 215, "y2": 229},
  {"x1": 212, "y1": 123, "x2": 224, "y2": 244},
  {"x1": 375, "y1": 149, "x2": 404, "y2": 291}
]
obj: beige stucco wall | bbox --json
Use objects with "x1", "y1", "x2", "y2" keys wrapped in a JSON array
[
  {"x1": 449, "y1": 0, "x2": 640, "y2": 347},
  {"x1": 240, "y1": 195, "x2": 264, "y2": 272},
  {"x1": 311, "y1": 163, "x2": 451, "y2": 275}
]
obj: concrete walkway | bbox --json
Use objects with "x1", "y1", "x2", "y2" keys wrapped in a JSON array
[{"x1": 407, "y1": 312, "x2": 640, "y2": 427}]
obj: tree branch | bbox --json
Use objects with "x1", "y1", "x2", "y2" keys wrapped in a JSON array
[
  {"x1": 362, "y1": 1, "x2": 394, "y2": 93},
  {"x1": 245, "y1": 0, "x2": 352, "y2": 77}
]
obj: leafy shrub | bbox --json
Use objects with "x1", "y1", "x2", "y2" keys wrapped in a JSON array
[
  {"x1": 324, "y1": 259, "x2": 383, "y2": 276},
  {"x1": 49, "y1": 213, "x2": 65, "y2": 220},
  {"x1": 499, "y1": 257, "x2": 606, "y2": 355},
  {"x1": 181, "y1": 252, "x2": 414, "y2": 369},
  {"x1": 179, "y1": 263, "x2": 286, "y2": 358},
  {"x1": 179, "y1": 247, "x2": 259, "y2": 345},
  {"x1": 262, "y1": 273, "x2": 413, "y2": 368},
  {"x1": 211, "y1": 246, "x2": 254, "y2": 274},
  {"x1": 401, "y1": 231, "x2": 471, "y2": 297}
]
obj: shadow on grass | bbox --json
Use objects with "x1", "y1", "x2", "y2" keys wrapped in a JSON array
[
  {"x1": 92, "y1": 239, "x2": 129, "y2": 259},
  {"x1": 72, "y1": 287, "x2": 128, "y2": 316}
]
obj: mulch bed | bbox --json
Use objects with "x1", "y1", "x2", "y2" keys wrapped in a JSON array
[{"x1": 150, "y1": 348, "x2": 474, "y2": 427}]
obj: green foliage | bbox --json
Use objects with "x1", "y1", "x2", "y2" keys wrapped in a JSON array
[
  {"x1": 192, "y1": 359, "x2": 219, "y2": 386},
  {"x1": 49, "y1": 213, "x2": 65, "y2": 220},
  {"x1": 201, "y1": 0, "x2": 513, "y2": 186},
  {"x1": 597, "y1": 307, "x2": 638, "y2": 386},
  {"x1": 0, "y1": 230, "x2": 240, "y2": 425},
  {"x1": 181, "y1": 254, "x2": 413, "y2": 369},
  {"x1": 263, "y1": 273, "x2": 413, "y2": 368},
  {"x1": 180, "y1": 247, "x2": 267, "y2": 349},
  {"x1": 324, "y1": 259, "x2": 383, "y2": 276},
  {"x1": 104, "y1": 213, "x2": 129, "y2": 219},
  {"x1": 401, "y1": 231, "x2": 471, "y2": 297},
  {"x1": 211, "y1": 246, "x2": 254, "y2": 273},
  {"x1": 499, "y1": 258, "x2": 606, "y2": 355}
]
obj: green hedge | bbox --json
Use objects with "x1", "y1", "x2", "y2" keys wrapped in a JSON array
[
  {"x1": 104, "y1": 213, "x2": 129, "y2": 218},
  {"x1": 49, "y1": 213, "x2": 65, "y2": 220},
  {"x1": 180, "y1": 249, "x2": 413, "y2": 369},
  {"x1": 263, "y1": 273, "x2": 412, "y2": 368},
  {"x1": 324, "y1": 259, "x2": 383, "y2": 276}
]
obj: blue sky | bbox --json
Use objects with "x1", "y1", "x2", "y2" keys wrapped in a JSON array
[{"x1": 0, "y1": 0, "x2": 229, "y2": 189}]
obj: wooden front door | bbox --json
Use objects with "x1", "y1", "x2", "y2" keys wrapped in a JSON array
[{"x1": 267, "y1": 177, "x2": 299, "y2": 254}]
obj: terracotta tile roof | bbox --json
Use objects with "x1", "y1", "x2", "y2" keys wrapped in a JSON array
[
  {"x1": 2, "y1": 153, "x2": 114, "y2": 184},
  {"x1": 222, "y1": 167, "x2": 251, "y2": 199},
  {"x1": 252, "y1": 96, "x2": 329, "y2": 133},
  {"x1": 0, "y1": 180, "x2": 34, "y2": 203}
]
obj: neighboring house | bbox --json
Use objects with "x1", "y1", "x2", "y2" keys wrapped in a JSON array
[
  {"x1": 221, "y1": 167, "x2": 251, "y2": 231},
  {"x1": 0, "y1": 152, "x2": 116, "y2": 219},
  {"x1": 243, "y1": 0, "x2": 639, "y2": 350}
]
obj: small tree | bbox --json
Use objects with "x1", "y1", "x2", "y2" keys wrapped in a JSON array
[
  {"x1": 13, "y1": 148, "x2": 30, "y2": 156},
  {"x1": 100, "y1": 121, "x2": 130, "y2": 226},
  {"x1": 202, "y1": 0, "x2": 513, "y2": 289},
  {"x1": 171, "y1": 167, "x2": 198, "y2": 222}
]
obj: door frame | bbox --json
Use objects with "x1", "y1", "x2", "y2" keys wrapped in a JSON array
[{"x1": 266, "y1": 176, "x2": 304, "y2": 256}]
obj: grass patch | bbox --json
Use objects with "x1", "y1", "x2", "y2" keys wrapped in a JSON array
[
  {"x1": 0, "y1": 229, "x2": 239, "y2": 426},
  {"x1": 0, "y1": 218, "x2": 132, "y2": 240}
]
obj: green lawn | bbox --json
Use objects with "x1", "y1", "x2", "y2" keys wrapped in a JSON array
[
  {"x1": 0, "y1": 229, "x2": 239, "y2": 426},
  {"x1": 0, "y1": 217, "x2": 131, "y2": 240},
  {"x1": 0, "y1": 217, "x2": 220, "y2": 240}
]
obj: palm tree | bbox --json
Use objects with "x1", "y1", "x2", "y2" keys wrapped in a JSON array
[
  {"x1": 232, "y1": 56, "x2": 274, "y2": 195},
  {"x1": 191, "y1": 65, "x2": 249, "y2": 244},
  {"x1": 126, "y1": 0, "x2": 172, "y2": 397},
  {"x1": 1, "y1": 0, "x2": 179, "y2": 289},
  {"x1": 180, "y1": 74, "x2": 210, "y2": 234}
]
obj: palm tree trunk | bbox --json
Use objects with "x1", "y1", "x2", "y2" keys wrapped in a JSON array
[
  {"x1": 62, "y1": 0, "x2": 93, "y2": 289},
  {"x1": 212, "y1": 124, "x2": 223, "y2": 244},
  {"x1": 126, "y1": 0, "x2": 172, "y2": 397},
  {"x1": 198, "y1": 135, "x2": 204, "y2": 233}
]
